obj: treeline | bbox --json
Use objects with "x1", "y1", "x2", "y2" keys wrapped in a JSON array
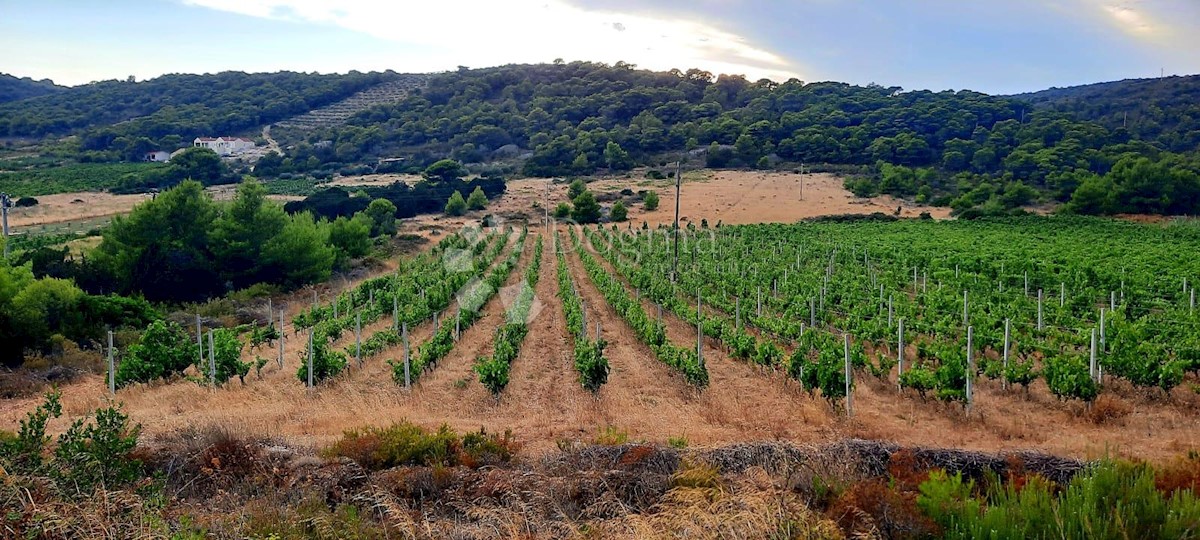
[
  {"x1": 284, "y1": 62, "x2": 1196, "y2": 216},
  {"x1": 283, "y1": 159, "x2": 506, "y2": 221},
  {"x1": 1017, "y1": 75, "x2": 1200, "y2": 154},
  {"x1": 0, "y1": 73, "x2": 63, "y2": 104},
  {"x1": 0, "y1": 71, "x2": 398, "y2": 160},
  {"x1": 0, "y1": 253, "x2": 157, "y2": 367},
  {"x1": 25, "y1": 180, "x2": 396, "y2": 303}
]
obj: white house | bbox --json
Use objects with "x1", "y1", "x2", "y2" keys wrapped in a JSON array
[
  {"x1": 144, "y1": 150, "x2": 171, "y2": 162},
  {"x1": 194, "y1": 137, "x2": 256, "y2": 156}
]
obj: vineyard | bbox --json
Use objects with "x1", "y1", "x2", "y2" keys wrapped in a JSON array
[
  {"x1": 582, "y1": 216, "x2": 1200, "y2": 410},
  {"x1": 11, "y1": 214, "x2": 1200, "y2": 466}
]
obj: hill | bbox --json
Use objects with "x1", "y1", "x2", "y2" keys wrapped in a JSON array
[
  {"x1": 1013, "y1": 75, "x2": 1200, "y2": 153},
  {"x1": 3, "y1": 63, "x2": 1200, "y2": 216},
  {"x1": 0, "y1": 73, "x2": 63, "y2": 104},
  {"x1": 0, "y1": 71, "x2": 400, "y2": 159}
]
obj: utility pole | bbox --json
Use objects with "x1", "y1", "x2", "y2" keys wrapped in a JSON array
[
  {"x1": 1, "y1": 193, "x2": 11, "y2": 259},
  {"x1": 672, "y1": 159, "x2": 682, "y2": 281},
  {"x1": 799, "y1": 163, "x2": 805, "y2": 200}
]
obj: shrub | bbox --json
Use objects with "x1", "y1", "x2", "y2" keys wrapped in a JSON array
[
  {"x1": 325, "y1": 421, "x2": 514, "y2": 470},
  {"x1": 297, "y1": 337, "x2": 347, "y2": 384},
  {"x1": 14, "y1": 196, "x2": 38, "y2": 207},
  {"x1": 643, "y1": 190, "x2": 660, "y2": 211},
  {"x1": 554, "y1": 202, "x2": 571, "y2": 218},
  {"x1": 571, "y1": 191, "x2": 601, "y2": 223},
  {"x1": 567, "y1": 178, "x2": 587, "y2": 200},
  {"x1": 466, "y1": 186, "x2": 488, "y2": 210},
  {"x1": 444, "y1": 190, "x2": 467, "y2": 216},
  {"x1": 645, "y1": 169, "x2": 665, "y2": 180},
  {"x1": 115, "y1": 320, "x2": 194, "y2": 388},
  {"x1": 53, "y1": 405, "x2": 142, "y2": 497},
  {"x1": 610, "y1": 201, "x2": 628, "y2": 222}
]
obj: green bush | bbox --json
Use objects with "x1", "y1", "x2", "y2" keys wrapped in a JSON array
[
  {"x1": 444, "y1": 190, "x2": 467, "y2": 216},
  {"x1": 554, "y1": 202, "x2": 571, "y2": 218},
  {"x1": 466, "y1": 186, "x2": 489, "y2": 210},
  {"x1": 325, "y1": 421, "x2": 514, "y2": 470},
  {"x1": 297, "y1": 336, "x2": 347, "y2": 384},
  {"x1": 53, "y1": 405, "x2": 142, "y2": 497},
  {"x1": 610, "y1": 200, "x2": 628, "y2": 222},
  {"x1": 115, "y1": 320, "x2": 195, "y2": 388},
  {"x1": 642, "y1": 190, "x2": 660, "y2": 211}
]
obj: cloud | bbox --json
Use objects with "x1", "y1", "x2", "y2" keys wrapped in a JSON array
[
  {"x1": 1100, "y1": 1, "x2": 1160, "y2": 38},
  {"x1": 182, "y1": 0, "x2": 802, "y2": 80}
]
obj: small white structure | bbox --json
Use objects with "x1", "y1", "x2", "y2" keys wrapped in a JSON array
[
  {"x1": 144, "y1": 150, "x2": 171, "y2": 162},
  {"x1": 194, "y1": 137, "x2": 256, "y2": 156}
]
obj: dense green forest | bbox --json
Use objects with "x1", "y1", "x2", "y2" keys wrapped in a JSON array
[
  {"x1": 1016, "y1": 75, "x2": 1200, "y2": 153},
  {"x1": 0, "y1": 71, "x2": 398, "y2": 160},
  {"x1": 0, "y1": 74, "x2": 63, "y2": 103},
  {"x1": 282, "y1": 63, "x2": 1200, "y2": 216},
  {"x1": 3, "y1": 64, "x2": 1199, "y2": 215}
]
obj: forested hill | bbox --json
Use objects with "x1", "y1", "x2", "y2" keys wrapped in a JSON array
[
  {"x1": 1013, "y1": 75, "x2": 1200, "y2": 153},
  {"x1": 0, "y1": 71, "x2": 401, "y2": 152},
  {"x1": 3, "y1": 62, "x2": 1200, "y2": 216},
  {"x1": 0, "y1": 73, "x2": 63, "y2": 103}
]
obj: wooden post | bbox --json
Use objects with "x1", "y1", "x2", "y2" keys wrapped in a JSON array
[
  {"x1": 1024, "y1": 271, "x2": 1029, "y2": 296},
  {"x1": 1089, "y1": 328, "x2": 1098, "y2": 381},
  {"x1": 1110, "y1": 291, "x2": 1116, "y2": 311},
  {"x1": 268, "y1": 298, "x2": 273, "y2": 326},
  {"x1": 434, "y1": 311, "x2": 439, "y2": 333},
  {"x1": 107, "y1": 330, "x2": 115, "y2": 395},
  {"x1": 962, "y1": 290, "x2": 969, "y2": 327},
  {"x1": 1099, "y1": 308, "x2": 1106, "y2": 353},
  {"x1": 393, "y1": 296, "x2": 399, "y2": 332},
  {"x1": 887, "y1": 296, "x2": 894, "y2": 328},
  {"x1": 208, "y1": 329, "x2": 215, "y2": 387},
  {"x1": 697, "y1": 291, "x2": 704, "y2": 370},
  {"x1": 596, "y1": 321, "x2": 602, "y2": 341},
  {"x1": 735, "y1": 297, "x2": 740, "y2": 331},
  {"x1": 757, "y1": 287, "x2": 762, "y2": 317},
  {"x1": 454, "y1": 308, "x2": 461, "y2": 341},
  {"x1": 307, "y1": 330, "x2": 314, "y2": 389},
  {"x1": 355, "y1": 312, "x2": 362, "y2": 367},
  {"x1": 1037, "y1": 289, "x2": 1044, "y2": 331},
  {"x1": 1060, "y1": 282, "x2": 1065, "y2": 307},
  {"x1": 278, "y1": 311, "x2": 285, "y2": 368},
  {"x1": 810, "y1": 298, "x2": 816, "y2": 328},
  {"x1": 1191, "y1": 288, "x2": 1196, "y2": 315},
  {"x1": 966, "y1": 326, "x2": 973, "y2": 410},
  {"x1": 1002, "y1": 318, "x2": 1010, "y2": 390},
  {"x1": 196, "y1": 314, "x2": 203, "y2": 365},
  {"x1": 402, "y1": 322, "x2": 411, "y2": 388},
  {"x1": 844, "y1": 334, "x2": 853, "y2": 417},
  {"x1": 657, "y1": 303, "x2": 663, "y2": 323},
  {"x1": 897, "y1": 318, "x2": 904, "y2": 391}
]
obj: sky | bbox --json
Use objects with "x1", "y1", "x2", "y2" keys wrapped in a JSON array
[{"x1": 1, "y1": 0, "x2": 1198, "y2": 94}]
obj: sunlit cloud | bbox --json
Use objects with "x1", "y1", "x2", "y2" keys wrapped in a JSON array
[
  {"x1": 182, "y1": 0, "x2": 803, "y2": 81},
  {"x1": 1101, "y1": 2, "x2": 1159, "y2": 38}
]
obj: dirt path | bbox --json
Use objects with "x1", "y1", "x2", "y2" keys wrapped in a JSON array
[
  {"x1": 576, "y1": 228, "x2": 835, "y2": 442},
  {"x1": 497, "y1": 233, "x2": 598, "y2": 451}
]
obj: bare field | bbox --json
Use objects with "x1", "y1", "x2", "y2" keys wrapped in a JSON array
[{"x1": 7, "y1": 187, "x2": 301, "y2": 230}]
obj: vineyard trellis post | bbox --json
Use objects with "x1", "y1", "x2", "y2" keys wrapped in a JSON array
[
  {"x1": 843, "y1": 334, "x2": 852, "y2": 417},
  {"x1": 107, "y1": 329, "x2": 115, "y2": 395},
  {"x1": 697, "y1": 290, "x2": 704, "y2": 370},
  {"x1": 454, "y1": 308, "x2": 461, "y2": 341},
  {"x1": 735, "y1": 297, "x2": 740, "y2": 331},
  {"x1": 307, "y1": 330, "x2": 314, "y2": 389},
  {"x1": 393, "y1": 296, "x2": 399, "y2": 332},
  {"x1": 402, "y1": 322, "x2": 411, "y2": 388},
  {"x1": 1089, "y1": 328, "x2": 1098, "y2": 382},
  {"x1": 810, "y1": 298, "x2": 816, "y2": 328},
  {"x1": 888, "y1": 296, "x2": 894, "y2": 328},
  {"x1": 1100, "y1": 308, "x2": 1106, "y2": 353},
  {"x1": 1002, "y1": 318, "x2": 1010, "y2": 390},
  {"x1": 268, "y1": 298, "x2": 273, "y2": 326},
  {"x1": 208, "y1": 329, "x2": 215, "y2": 387},
  {"x1": 1191, "y1": 288, "x2": 1196, "y2": 314},
  {"x1": 965, "y1": 326, "x2": 974, "y2": 412},
  {"x1": 963, "y1": 290, "x2": 969, "y2": 327},
  {"x1": 355, "y1": 312, "x2": 362, "y2": 367},
  {"x1": 196, "y1": 314, "x2": 202, "y2": 365},
  {"x1": 1060, "y1": 282, "x2": 1066, "y2": 307},
  {"x1": 1024, "y1": 271, "x2": 1029, "y2": 296},
  {"x1": 278, "y1": 311, "x2": 285, "y2": 368},
  {"x1": 1037, "y1": 289, "x2": 1044, "y2": 331},
  {"x1": 897, "y1": 318, "x2": 904, "y2": 392},
  {"x1": 672, "y1": 160, "x2": 681, "y2": 281}
]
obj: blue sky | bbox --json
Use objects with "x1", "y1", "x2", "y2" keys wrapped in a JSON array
[{"x1": 2, "y1": 0, "x2": 1197, "y2": 94}]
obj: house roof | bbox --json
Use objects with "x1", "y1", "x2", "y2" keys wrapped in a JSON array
[{"x1": 194, "y1": 137, "x2": 254, "y2": 143}]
